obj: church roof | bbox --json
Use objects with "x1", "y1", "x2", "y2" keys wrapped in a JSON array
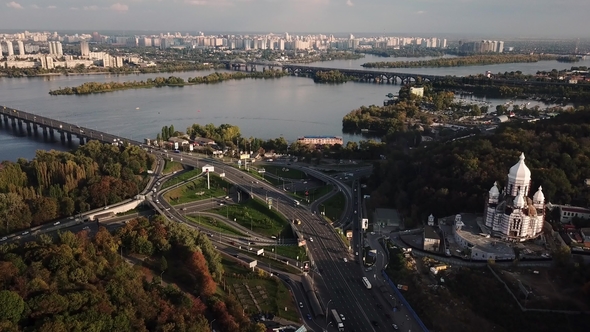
[
  {"x1": 533, "y1": 186, "x2": 545, "y2": 203},
  {"x1": 489, "y1": 181, "x2": 500, "y2": 196},
  {"x1": 508, "y1": 153, "x2": 531, "y2": 182},
  {"x1": 513, "y1": 190, "x2": 526, "y2": 208}
]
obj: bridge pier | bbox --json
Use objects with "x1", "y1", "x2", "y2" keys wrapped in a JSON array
[
  {"x1": 2, "y1": 114, "x2": 7, "y2": 124},
  {"x1": 32, "y1": 124, "x2": 38, "y2": 136},
  {"x1": 78, "y1": 136, "x2": 85, "y2": 145},
  {"x1": 25, "y1": 121, "x2": 32, "y2": 135},
  {"x1": 11, "y1": 117, "x2": 16, "y2": 128},
  {"x1": 59, "y1": 131, "x2": 66, "y2": 142},
  {"x1": 67, "y1": 132, "x2": 72, "y2": 143},
  {"x1": 49, "y1": 128, "x2": 55, "y2": 140}
]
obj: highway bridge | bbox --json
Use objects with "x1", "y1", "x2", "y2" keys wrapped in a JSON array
[{"x1": 0, "y1": 105, "x2": 140, "y2": 146}]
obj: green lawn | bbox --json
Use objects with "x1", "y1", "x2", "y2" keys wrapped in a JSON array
[
  {"x1": 221, "y1": 257, "x2": 300, "y2": 322},
  {"x1": 239, "y1": 251, "x2": 302, "y2": 275},
  {"x1": 161, "y1": 168, "x2": 202, "y2": 189},
  {"x1": 185, "y1": 215, "x2": 246, "y2": 237},
  {"x1": 162, "y1": 160, "x2": 183, "y2": 174},
  {"x1": 262, "y1": 245, "x2": 308, "y2": 261},
  {"x1": 208, "y1": 198, "x2": 293, "y2": 239},
  {"x1": 320, "y1": 192, "x2": 346, "y2": 223},
  {"x1": 261, "y1": 165, "x2": 307, "y2": 179},
  {"x1": 164, "y1": 174, "x2": 229, "y2": 205}
]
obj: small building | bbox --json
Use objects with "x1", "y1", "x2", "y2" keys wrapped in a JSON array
[
  {"x1": 423, "y1": 225, "x2": 440, "y2": 252},
  {"x1": 297, "y1": 136, "x2": 343, "y2": 146},
  {"x1": 168, "y1": 137, "x2": 189, "y2": 146},
  {"x1": 192, "y1": 137, "x2": 216, "y2": 146},
  {"x1": 410, "y1": 87, "x2": 424, "y2": 97},
  {"x1": 581, "y1": 228, "x2": 590, "y2": 245},
  {"x1": 559, "y1": 205, "x2": 590, "y2": 224},
  {"x1": 373, "y1": 208, "x2": 400, "y2": 228},
  {"x1": 493, "y1": 115, "x2": 509, "y2": 123}
]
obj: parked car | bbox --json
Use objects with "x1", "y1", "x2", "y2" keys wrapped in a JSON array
[{"x1": 306, "y1": 313, "x2": 312, "y2": 320}]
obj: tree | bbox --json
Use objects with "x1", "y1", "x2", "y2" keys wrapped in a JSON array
[
  {"x1": 0, "y1": 290, "x2": 25, "y2": 323},
  {"x1": 159, "y1": 256, "x2": 168, "y2": 272},
  {"x1": 186, "y1": 251, "x2": 217, "y2": 297}
]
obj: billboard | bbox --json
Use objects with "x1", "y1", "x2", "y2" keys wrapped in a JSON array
[
  {"x1": 201, "y1": 165, "x2": 214, "y2": 173},
  {"x1": 303, "y1": 261, "x2": 310, "y2": 272},
  {"x1": 174, "y1": 142, "x2": 179, "y2": 150},
  {"x1": 257, "y1": 248, "x2": 264, "y2": 256},
  {"x1": 362, "y1": 218, "x2": 369, "y2": 230},
  {"x1": 189, "y1": 144, "x2": 194, "y2": 151}
]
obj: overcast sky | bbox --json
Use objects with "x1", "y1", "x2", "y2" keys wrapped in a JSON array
[{"x1": 1, "y1": 0, "x2": 588, "y2": 38}]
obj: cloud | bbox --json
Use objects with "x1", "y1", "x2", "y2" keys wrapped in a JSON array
[
  {"x1": 47, "y1": 5, "x2": 56, "y2": 9},
  {"x1": 30, "y1": 4, "x2": 39, "y2": 9},
  {"x1": 184, "y1": 0, "x2": 233, "y2": 6},
  {"x1": 416, "y1": 10, "x2": 425, "y2": 14},
  {"x1": 83, "y1": 5, "x2": 99, "y2": 10},
  {"x1": 110, "y1": 3, "x2": 129, "y2": 11},
  {"x1": 185, "y1": 0, "x2": 208, "y2": 4},
  {"x1": 346, "y1": 0, "x2": 353, "y2": 6},
  {"x1": 5, "y1": 1, "x2": 23, "y2": 9}
]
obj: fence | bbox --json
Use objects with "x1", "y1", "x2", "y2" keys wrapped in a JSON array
[{"x1": 381, "y1": 270, "x2": 429, "y2": 332}]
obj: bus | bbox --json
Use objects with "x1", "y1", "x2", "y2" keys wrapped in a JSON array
[
  {"x1": 331, "y1": 309, "x2": 344, "y2": 331},
  {"x1": 362, "y1": 277, "x2": 372, "y2": 289}
]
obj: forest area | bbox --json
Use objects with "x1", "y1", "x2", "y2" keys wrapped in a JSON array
[
  {"x1": 48, "y1": 71, "x2": 287, "y2": 95},
  {"x1": 0, "y1": 216, "x2": 266, "y2": 332},
  {"x1": 368, "y1": 109, "x2": 590, "y2": 226},
  {"x1": 0, "y1": 141, "x2": 155, "y2": 235},
  {"x1": 361, "y1": 54, "x2": 560, "y2": 68}
]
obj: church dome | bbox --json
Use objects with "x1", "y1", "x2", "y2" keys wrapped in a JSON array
[
  {"x1": 508, "y1": 153, "x2": 531, "y2": 182},
  {"x1": 489, "y1": 181, "x2": 500, "y2": 197},
  {"x1": 533, "y1": 186, "x2": 545, "y2": 204},
  {"x1": 513, "y1": 190, "x2": 526, "y2": 208}
]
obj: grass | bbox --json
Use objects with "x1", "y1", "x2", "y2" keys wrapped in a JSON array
[
  {"x1": 260, "y1": 165, "x2": 307, "y2": 179},
  {"x1": 292, "y1": 185, "x2": 333, "y2": 203},
  {"x1": 221, "y1": 257, "x2": 300, "y2": 322},
  {"x1": 262, "y1": 245, "x2": 308, "y2": 261},
  {"x1": 239, "y1": 251, "x2": 302, "y2": 275},
  {"x1": 207, "y1": 198, "x2": 293, "y2": 239},
  {"x1": 162, "y1": 160, "x2": 184, "y2": 174},
  {"x1": 320, "y1": 192, "x2": 346, "y2": 223},
  {"x1": 185, "y1": 215, "x2": 246, "y2": 237},
  {"x1": 164, "y1": 174, "x2": 229, "y2": 205},
  {"x1": 161, "y1": 168, "x2": 202, "y2": 189}
]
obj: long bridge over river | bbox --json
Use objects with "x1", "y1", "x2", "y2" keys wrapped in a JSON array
[
  {"x1": 222, "y1": 59, "x2": 581, "y2": 87},
  {"x1": 0, "y1": 106, "x2": 140, "y2": 146}
]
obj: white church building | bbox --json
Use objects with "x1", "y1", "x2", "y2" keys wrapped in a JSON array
[{"x1": 483, "y1": 153, "x2": 545, "y2": 242}]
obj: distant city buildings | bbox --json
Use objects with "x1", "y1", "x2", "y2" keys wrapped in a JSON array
[
  {"x1": 297, "y1": 136, "x2": 343, "y2": 146},
  {"x1": 460, "y1": 40, "x2": 505, "y2": 53}
]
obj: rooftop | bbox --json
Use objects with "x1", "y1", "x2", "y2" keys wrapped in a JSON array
[
  {"x1": 298, "y1": 136, "x2": 342, "y2": 139},
  {"x1": 452, "y1": 213, "x2": 515, "y2": 256},
  {"x1": 424, "y1": 225, "x2": 440, "y2": 240}
]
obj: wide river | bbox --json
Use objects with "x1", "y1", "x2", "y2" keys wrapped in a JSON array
[{"x1": 1, "y1": 54, "x2": 590, "y2": 162}]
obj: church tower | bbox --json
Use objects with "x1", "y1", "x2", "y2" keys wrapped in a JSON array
[{"x1": 506, "y1": 153, "x2": 531, "y2": 197}]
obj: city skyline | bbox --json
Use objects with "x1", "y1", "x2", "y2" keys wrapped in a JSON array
[{"x1": 1, "y1": 0, "x2": 589, "y2": 38}]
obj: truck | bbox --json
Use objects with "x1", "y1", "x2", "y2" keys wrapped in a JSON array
[{"x1": 331, "y1": 309, "x2": 344, "y2": 331}]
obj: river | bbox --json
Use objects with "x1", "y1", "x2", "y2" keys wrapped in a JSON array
[{"x1": 1, "y1": 54, "x2": 589, "y2": 162}]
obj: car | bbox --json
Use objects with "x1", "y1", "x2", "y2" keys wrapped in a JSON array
[
  {"x1": 54, "y1": 221, "x2": 61, "y2": 225},
  {"x1": 69, "y1": 216, "x2": 74, "y2": 220},
  {"x1": 104, "y1": 206, "x2": 109, "y2": 210},
  {"x1": 343, "y1": 257, "x2": 348, "y2": 263},
  {"x1": 371, "y1": 321, "x2": 379, "y2": 327},
  {"x1": 83, "y1": 226, "x2": 90, "y2": 230},
  {"x1": 219, "y1": 203, "x2": 224, "y2": 206},
  {"x1": 0, "y1": 237, "x2": 7, "y2": 241},
  {"x1": 309, "y1": 237, "x2": 313, "y2": 242},
  {"x1": 299, "y1": 302, "x2": 303, "y2": 308},
  {"x1": 225, "y1": 196, "x2": 230, "y2": 199},
  {"x1": 22, "y1": 231, "x2": 29, "y2": 235},
  {"x1": 339, "y1": 313, "x2": 345, "y2": 321},
  {"x1": 365, "y1": 267, "x2": 373, "y2": 272},
  {"x1": 306, "y1": 313, "x2": 312, "y2": 320},
  {"x1": 392, "y1": 324, "x2": 399, "y2": 330}
]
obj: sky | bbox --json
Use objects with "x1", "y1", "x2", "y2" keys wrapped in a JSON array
[{"x1": 1, "y1": 0, "x2": 589, "y2": 38}]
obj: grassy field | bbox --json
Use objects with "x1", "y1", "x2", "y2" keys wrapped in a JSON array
[
  {"x1": 185, "y1": 215, "x2": 246, "y2": 237},
  {"x1": 262, "y1": 245, "x2": 308, "y2": 261},
  {"x1": 164, "y1": 174, "x2": 229, "y2": 205},
  {"x1": 162, "y1": 160, "x2": 184, "y2": 174},
  {"x1": 320, "y1": 192, "x2": 346, "y2": 223},
  {"x1": 261, "y1": 165, "x2": 307, "y2": 179},
  {"x1": 221, "y1": 257, "x2": 300, "y2": 322},
  {"x1": 208, "y1": 198, "x2": 293, "y2": 238},
  {"x1": 239, "y1": 251, "x2": 302, "y2": 275},
  {"x1": 161, "y1": 168, "x2": 202, "y2": 189}
]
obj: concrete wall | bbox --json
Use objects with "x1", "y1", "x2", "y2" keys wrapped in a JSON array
[{"x1": 86, "y1": 199, "x2": 144, "y2": 221}]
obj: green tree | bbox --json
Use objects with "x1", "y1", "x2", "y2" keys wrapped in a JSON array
[
  {"x1": 0, "y1": 290, "x2": 25, "y2": 323},
  {"x1": 159, "y1": 256, "x2": 168, "y2": 272}
]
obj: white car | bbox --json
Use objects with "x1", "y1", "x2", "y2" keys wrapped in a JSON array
[
  {"x1": 22, "y1": 231, "x2": 30, "y2": 235},
  {"x1": 83, "y1": 226, "x2": 90, "y2": 230},
  {"x1": 103, "y1": 206, "x2": 109, "y2": 210},
  {"x1": 309, "y1": 237, "x2": 313, "y2": 242},
  {"x1": 299, "y1": 302, "x2": 303, "y2": 308},
  {"x1": 0, "y1": 237, "x2": 7, "y2": 241},
  {"x1": 343, "y1": 258, "x2": 348, "y2": 263},
  {"x1": 339, "y1": 314, "x2": 345, "y2": 321},
  {"x1": 54, "y1": 221, "x2": 60, "y2": 225}
]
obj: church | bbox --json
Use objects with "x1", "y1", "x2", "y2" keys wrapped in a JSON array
[{"x1": 483, "y1": 153, "x2": 545, "y2": 242}]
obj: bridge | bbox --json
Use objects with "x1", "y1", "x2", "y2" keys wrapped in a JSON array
[
  {"x1": 222, "y1": 58, "x2": 441, "y2": 84},
  {"x1": 0, "y1": 105, "x2": 140, "y2": 146}
]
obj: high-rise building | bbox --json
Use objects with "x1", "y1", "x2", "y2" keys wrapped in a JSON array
[
  {"x1": 6, "y1": 41, "x2": 14, "y2": 56},
  {"x1": 80, "y1": 40, "x2": 90, "y2": 57},
  {"x1": 48, "y1": 41, "x2": 63, "y2": 56},
  {"x1": 17, "y1": 40, "x2": 25, "y2": 56},
  {"x1": 497, "y1": 41, "x2": 504, "y2": 53}
]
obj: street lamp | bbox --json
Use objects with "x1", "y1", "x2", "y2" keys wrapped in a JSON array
[
  {"x1": 210, "y1": 319, "x2": 216, "y2": 331},
  {"x1": 325, "y1": 299, "x2": 333, "y2": 327}
]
